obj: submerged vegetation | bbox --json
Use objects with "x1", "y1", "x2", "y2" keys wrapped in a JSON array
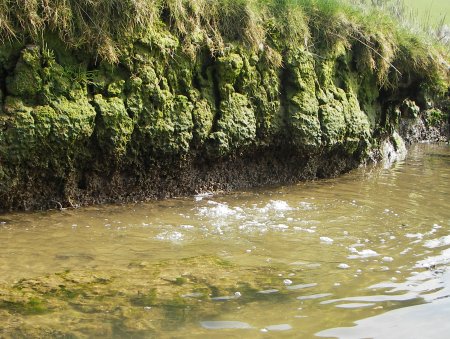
[
  {"x1": 0, "y1": 0, "x2": 448, "y2": 211},
  {"x1": 0, "y1": 255, "x2": 295, "y2": 336}
]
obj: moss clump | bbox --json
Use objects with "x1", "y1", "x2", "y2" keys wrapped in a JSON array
[
  {"x1": 424, "y1": 109, "x2": 447, "y2": 127},
  {"x1": 284, "y1": 49, "x2": 322, "y2": 150},
  {"x1": 5, "y1": 47, "x2": 43, "y2": 99},
  {"x1": 93, "y1": 95, "x2": 134, "y2": 158},
  {"x1": 137, "y1": 94, "x2": 194, "y2": 155}
]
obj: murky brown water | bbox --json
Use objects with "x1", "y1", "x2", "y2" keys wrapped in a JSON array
[{"x1": 1, "y1": 144, "x2": 449, "y2": 338}]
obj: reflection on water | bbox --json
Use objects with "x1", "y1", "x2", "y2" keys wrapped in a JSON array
[{"x1": 0, "y1": 144, "x2": 449, "y2": 337}]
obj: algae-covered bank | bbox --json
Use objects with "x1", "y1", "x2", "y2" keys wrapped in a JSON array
[{"x1": 0, "y1": 0, "x2": 449, "y2": 211}]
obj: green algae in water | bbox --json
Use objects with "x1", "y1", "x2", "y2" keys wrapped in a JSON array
[
  {"x1": 0, "y1": 297, "x2": 48, "y2": 315},
  {"x1": 0, "y1": 255, "x2": 296, "y2": 336}
]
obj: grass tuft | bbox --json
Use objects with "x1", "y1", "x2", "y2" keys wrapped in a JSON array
[{"x1": 0, "y1": 0, "x2": 448, "y2": 91}]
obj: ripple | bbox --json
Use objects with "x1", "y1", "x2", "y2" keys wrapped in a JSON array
[
  {"x1": 200, "y1": 321, "x2": 253, "y2": 330},
  {"x1": 317, "y1": 297, "x2": 450, "y2": 339},
  {"x1": 297, "y1": 293, "x2": 332, "y2": 300},
  {"x1": 264, "y1": 324, "x2": 293, "y2": 331},
  {"x1": 335, "y1": 303, "x2": 375, "y2": 309},
  {"x1": 286, "y1": 283, "x2": 317, "y2": 290},
  {"x1": 321, "y1": 293, "x2": 418, "y2": 304},
  {"x1": 257, "y1": 289, "x2": 279, "y2": 294}
]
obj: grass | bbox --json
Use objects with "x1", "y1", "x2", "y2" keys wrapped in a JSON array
[
  {"x1": 347, "y1": 0, "x2": 449, "y2": 46},
  {"x1": 399, "y1": 0, "x2": 449, "y2": 25},
  {"x1": 0, "y1": 0, "x2": 448, "y2": 91}
]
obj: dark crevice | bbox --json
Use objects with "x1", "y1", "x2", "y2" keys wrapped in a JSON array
[
  {"x1": 209, "y1": 63, "x2": 222, "y2": 133},
  {"x1": 279, "y1": 61, "x2": 292, "y2": 129}
]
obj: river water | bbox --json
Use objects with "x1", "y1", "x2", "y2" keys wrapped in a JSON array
[{"x1": 0, "y1": 144, "x2": 449, "y2": 338}]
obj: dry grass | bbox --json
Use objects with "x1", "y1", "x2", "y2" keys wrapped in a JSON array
[{"x1": 0, "y1": 0, "x2": 447, "y2": 91}]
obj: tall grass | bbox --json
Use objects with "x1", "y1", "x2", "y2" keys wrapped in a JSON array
[
  {"x1": 0, "y1": 0, "x2": 447, "y2": 91},
  {"x1": 0, "y1": 0, "x2": 160, "y2": 62},
  {"x1": 347, "y1": 0, "x2": 449, "y2": 47}
]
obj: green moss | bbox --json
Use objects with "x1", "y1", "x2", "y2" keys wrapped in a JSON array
[
  {"x1": 49, "y1": 97, "x2": 96, "y2": 145},
  {"x1": 318, "y1": 90, "x2": 347, "y2": 147},
  {"x1": 217, "y1": 53, "x2": 244, "y2": 95},
  {"x1": 400, "y1": 99, "x2": 420, "y2": 118},
  {"x1": 285, "y1": 49, "x2": 322, "y2": 150},
  {"x1": 107, "y1": 80, "x2": 126, "y2": 97},
  {"x1": 5, "y1": 47, "x2": 43, "y2": 99},
  {"x1": 342, "y1": 91, "x2": 371, "y2": 154},
  {"x1": 215, "y1": 92, "x2": 256, "y2": 151},
  {"x1": 235, "y1": 52, "x2": 282, "y2": 139},
  {"x1": 0, "y1": 97, "x2": 36, "y2": 165},
  {"x1": 0, "y1": 297, "x2": 49, "y2": 315},
  {"x1": 93, "y1": 94, "x2": 134, "y2": 158},
  {"x1": 130, "y1": 288, "x2": 157, "y2": 307},
  {"x1": 138, "y1": 93, "x2": 194, "y2": 155},
  {"x1": 424, "y1": 108, "x2": 447, "y2": 127},
  {"x1": 191, "y1": 98, "x2": 214, "y2": 145}
]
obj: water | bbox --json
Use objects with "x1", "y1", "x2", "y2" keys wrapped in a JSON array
[{"x1": 0, "y1": 144, "x2": 449, "y2": 338}]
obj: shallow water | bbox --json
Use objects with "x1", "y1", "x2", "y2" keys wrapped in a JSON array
[{"x1": 0, "y1": 144, "x2": 449, "y2": 337}]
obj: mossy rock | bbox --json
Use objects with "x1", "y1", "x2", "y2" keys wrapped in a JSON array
[
  {"x1": 217, "y1": 53, "x2": 244, "y2": 95},
  {"x1": 138, "y1": 94, "x2": 194, "y2": 155},
  {"x1": 212, "y1": 92, "x2": 257, "y2": 155},
  {"x1": 191, "y1": 98, "x2": 215, "y2": 146},
  {"x1": 318, "y1": 90, "x2": 347, "y2": 147},
  {"x1": 5, "y1": 47, "x2": 43, "y2": 100},
  {"x1": 93, "y1": 94, "x2": 134, "y2": 158},
  {"x1": 0, "y1": 98, "x2": 36, "y2": 165},
  {"x1": 284, "y1": 49, "x2": 322, "y2": 149},
  {"x1": 288, "y1": 92, "x2": 322, "y2": 149}
]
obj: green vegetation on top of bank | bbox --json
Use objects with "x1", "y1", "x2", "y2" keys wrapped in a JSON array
[
  {"x1": 0, "y1": 0, "x2": 448, "y2": 87},
  {"x1": 347, "y1": 0, "x2": 449, "y2": 47}
]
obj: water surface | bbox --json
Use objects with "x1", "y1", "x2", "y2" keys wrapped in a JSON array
[{"x1": 0, "y1": 144, "x2": 449, "y2": 337}]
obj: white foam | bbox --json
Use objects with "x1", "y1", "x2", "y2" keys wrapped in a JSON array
[
  {"x1": 180, "y1": 224, "x2": 194, "y2": 229},
  {"x1": 198, "y1": 203, "x2": 237, "y2": 218},
  {"x1": 348, "y1": 248, "x2": 379, "y2": 259},
  {"x1": 424, "y1": 235, "x2": 450, "y2": 249},
  {"x1": 299, "y1": 201, "x2": 315, "y2": 210},
  {"x1": 406, "y1": 233, "x2": 424, "y2": 239},
  {"x1": 320, "y1": 237, "x2": 334, "y2": 244},
  {"x1": 263, "y1": 200, "x2": 294, "y2": 212},
  {"x1": 155, "y1": 231, "x2": 184, "y2": 242},
  {"x1": 287, "y1": 283, "x2": 317, "y2": 290}
]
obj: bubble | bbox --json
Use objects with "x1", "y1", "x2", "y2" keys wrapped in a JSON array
[
  {"x1": 320, "y1": 237, "x2": 334, "y2": 244},
  {"x1": 338, "y1": 263, "x2": 350, "y2": 269}
]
